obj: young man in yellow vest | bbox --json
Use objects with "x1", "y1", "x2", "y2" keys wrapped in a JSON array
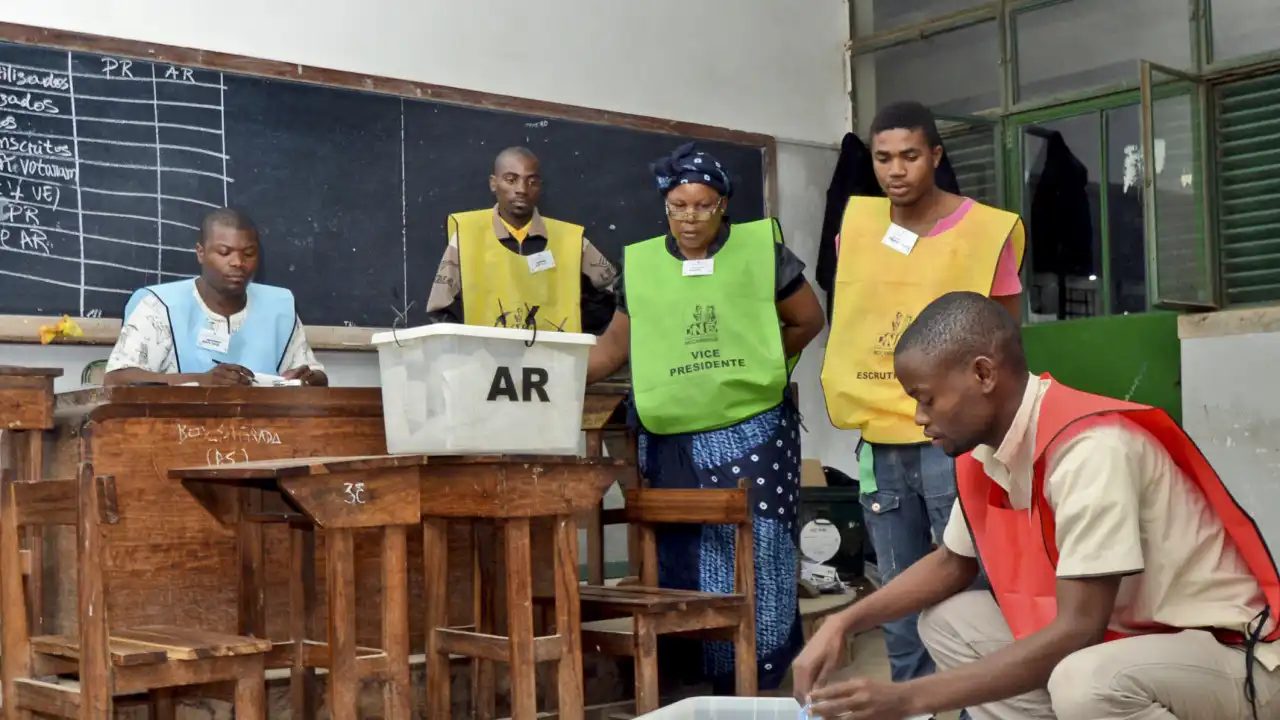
[
  {"x1": 820, "y1": 102, "x2": 1027, "y2": 690},
  {"x1": 425, "y1": 146, "x2": 619, "y2": 333}
]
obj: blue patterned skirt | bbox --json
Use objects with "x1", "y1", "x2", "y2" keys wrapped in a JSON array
[{"x1": 637, "y1": 400, "x2": 804, "y2": 691}]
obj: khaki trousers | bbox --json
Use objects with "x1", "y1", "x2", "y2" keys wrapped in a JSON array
[{"x1": 918, "y1": 591, "x2": 1280, "y2": 720}]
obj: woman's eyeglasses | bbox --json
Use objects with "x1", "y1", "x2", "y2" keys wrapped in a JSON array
[{"x1": 666, "y1": 204, "x2": 722, "y2": 223}]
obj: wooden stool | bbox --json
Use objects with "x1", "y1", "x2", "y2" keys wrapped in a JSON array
[
  {"x1": 0, "y1": 464, "x2": 270, "y2": 719},
  {"x1": 170, "y1": 454, "x2": 423, "y2": 720},
  {"x1": 421, "y1": 456, "x2": 625, "y2": 720}
]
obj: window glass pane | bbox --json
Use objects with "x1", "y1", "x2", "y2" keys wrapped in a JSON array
[
  {"x1": 852, "y1": 0, "x2": 989, "y2": 37},
  {"x1": 1210, "y1": 1, "x2": 1280, "y2": 63},
  {"x1": 942, "y1": 124, "x2": 999, "y2": 207},
  {"x1": 1105, "y1": 104, "x2": 1148, "y2": 314},
  {"x1": 854, "y1": 21, "x2": 1000, "y2": 127},
  {"x1": 1022, "y1": 114, "x2": 1104, "y2": 322},
  {"x1": 1146, "y1": 79, "x2": 1211, "y2": 306},
  {"x1": 1015, "y1": 0, "x2": 1191, "y2": 102}
]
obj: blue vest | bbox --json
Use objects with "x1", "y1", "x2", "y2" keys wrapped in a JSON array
[{"x1": 123, "y1": 279, "x2": 297, "y2": 375}]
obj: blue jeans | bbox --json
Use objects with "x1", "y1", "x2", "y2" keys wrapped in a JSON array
[{"x1": 860, "y1": 441, "x2": 957, "y2": 684}]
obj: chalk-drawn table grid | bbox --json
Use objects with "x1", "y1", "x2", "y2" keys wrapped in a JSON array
[{"x1": 0, "y1": 47, "x2": 229, "y2": 317}]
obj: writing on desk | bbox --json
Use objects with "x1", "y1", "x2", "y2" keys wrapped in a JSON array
[
  {"x1": 343, "y1": 482, "x2": 367, "y2": 505},
  {"x1": 176, "y1": 423, "x2": 283, "y2": 446},
  {"x1": 208, "y1": 448, "x2": 249, "y2": 466}
]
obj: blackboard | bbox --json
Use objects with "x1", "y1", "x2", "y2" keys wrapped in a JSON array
[{"x1": 0, "y1": 33, "x2": 769, "y2": 329}]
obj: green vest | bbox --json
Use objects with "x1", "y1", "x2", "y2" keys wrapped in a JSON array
[{"x1": 626, "y1": 219, "x2": 788, "y2": 435}]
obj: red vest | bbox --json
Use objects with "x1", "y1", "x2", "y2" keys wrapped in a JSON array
[{"x1": 955, "y1": 376, "x2": 1280, "y2": 643}]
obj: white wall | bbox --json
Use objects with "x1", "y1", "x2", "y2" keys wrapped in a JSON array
[
  {"x1": 1181, "y1": 322, "x2": 1280, "y2": 552},
  {"x1": 3, "y1": 0, "x2": 848, "y2": 144}
]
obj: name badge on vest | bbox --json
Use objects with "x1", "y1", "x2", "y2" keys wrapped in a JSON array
[
  {"x1": 881, "y1": 223, "x2": 920, "y2": 256},
  {"x1": 682, "y1": 259, "x2": 715, "y2": 277},
  {"x1": 197, "y1": 327, "x2": 231, "y2": 354},
  {"x1": 526, "y1": 250, "x2": 556, "y2": 274}
]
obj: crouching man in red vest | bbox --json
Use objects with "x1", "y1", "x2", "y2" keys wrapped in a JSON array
[{"x1": 793, "y1": 291, "x2": 1280, "y2": 720}]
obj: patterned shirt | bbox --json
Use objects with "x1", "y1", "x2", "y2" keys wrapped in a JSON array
[{"x1": 105, "y1": 284, "x2": 322, "y2": 375}]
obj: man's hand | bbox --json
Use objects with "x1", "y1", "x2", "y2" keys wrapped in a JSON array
[
  {"x1": 808, "y1": 677, "x2": 917, "y2": 720},
  {"x1": 791, "y1": 615, "x2": 847, "y2": 702},
  {"x1": 202, "y1": 363, "x2": 253, "y2": 386},
  {"x1": 283, "y1": 366, "x2": 327, "y2": 387}
]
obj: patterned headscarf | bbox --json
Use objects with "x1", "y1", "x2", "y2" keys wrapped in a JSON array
[{"x1": 650, "y1": 142, "x2": 733, "y2": 198}]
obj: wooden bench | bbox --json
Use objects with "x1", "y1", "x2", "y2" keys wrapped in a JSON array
[
  {"x1": 0, "y1": 464, "x2": 271, "y2": 719},
  {"x1": 579, "y1": 484, "x2": 757, "y2": 715}
]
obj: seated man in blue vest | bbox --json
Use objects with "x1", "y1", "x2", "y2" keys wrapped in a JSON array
[{"x1": 104, "y1": 208, "x2": 327, "y2": 387}]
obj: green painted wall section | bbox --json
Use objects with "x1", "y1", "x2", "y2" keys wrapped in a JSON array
[{"x1": 1022, "y1": 311, "x2": 1182, "y2": 423}]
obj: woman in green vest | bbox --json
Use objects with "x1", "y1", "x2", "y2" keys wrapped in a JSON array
[{"x1": 587, "y1": 143, "x2": 825, "y2": 691}]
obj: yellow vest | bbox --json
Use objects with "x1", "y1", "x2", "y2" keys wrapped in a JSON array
[
  {"x1": 452, "y1": 209, "x2": 583, "y2": 332},
  {"x1": 821, "y1": 197, "x2": 1024, "y2": 443}
]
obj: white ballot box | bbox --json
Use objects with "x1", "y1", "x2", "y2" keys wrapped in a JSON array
[{"x1": 371, "y1": 324, "x2": 595, "y2": 455}]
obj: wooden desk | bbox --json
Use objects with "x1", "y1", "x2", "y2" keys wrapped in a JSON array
[
  {"x1": 37, "y1": 384, "x2": 632, "y2": 715},
  {"x1": 171, "y1": 454, "x2": 427, "y2": 720},
  {"x1": 43, "y1": 387, "x2": 391, "y2": 645},
  {"x1": 420, "y1": 455, "x2": 627, "y2": 720}
]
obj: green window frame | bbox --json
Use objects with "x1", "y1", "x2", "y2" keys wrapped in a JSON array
[
  {"x1": 848, "y1": 0, "x2": 1280, "y2": 316},
  {"x1": 1139, "y1": 61, "x2": 1218, "y2": 310},
  {"x1": 1002, "y1": 90, "x2": 1142, "y2": 318}
]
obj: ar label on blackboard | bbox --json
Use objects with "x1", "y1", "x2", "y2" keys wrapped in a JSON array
[
  {"x1": 487, "y1": 366, "x2": 550, "y2": 402},
  {"x1": 526, "y1": 250, "x2": 556, "y2": 274}
]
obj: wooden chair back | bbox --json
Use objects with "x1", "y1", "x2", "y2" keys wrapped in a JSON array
[
  {"x1": 0, "y1": 464, "x2": 115, "y2": 707},
  {"x1": 608, "y1": 482, "x2": 754, "y2": 600}
]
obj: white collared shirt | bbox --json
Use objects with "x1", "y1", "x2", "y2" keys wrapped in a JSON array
[{"x1": 942, "y1": 373, "x2": 1277, "y2": 666}]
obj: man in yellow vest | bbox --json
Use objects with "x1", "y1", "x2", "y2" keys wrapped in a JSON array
[
  {"x1": 425, "y1": 146, "x2": 619, "y2": 333},
  {"x1": 820, "y1": 101, "x2": 1027, "y2": 690}
]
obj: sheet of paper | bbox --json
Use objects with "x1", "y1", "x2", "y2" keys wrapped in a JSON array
[{"x1": 252, "y1": 373, "x2": 302, "y2": 387}]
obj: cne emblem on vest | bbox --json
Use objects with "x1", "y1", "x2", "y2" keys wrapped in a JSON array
[
  {"x1": 626, "y1": 219, "x2": 787, "y2": 435},
  {"x1": 452, "y1": 208, "x2": 584, "y2": 333},
  {"x1": 874, "y1": 311, "x2": 914, "y2": 357},
  {"x1": 685, "y1": 304, "x2": 719, "y2": 345},
  {"x1": 822, "y1": 196, "x2": 1024, "y2": 444}
]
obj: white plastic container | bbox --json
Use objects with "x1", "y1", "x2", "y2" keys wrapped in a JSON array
[
  {"x1": 370, "y1": 324, "x2": 596, "y2": 456},
  {"x1": 636, "y1": 697, "x2": 803, "y2": 719}
]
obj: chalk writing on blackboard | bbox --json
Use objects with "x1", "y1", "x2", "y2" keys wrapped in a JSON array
[{"x1": 0, "y1": 49, "x2": 230, "y2": 314}]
